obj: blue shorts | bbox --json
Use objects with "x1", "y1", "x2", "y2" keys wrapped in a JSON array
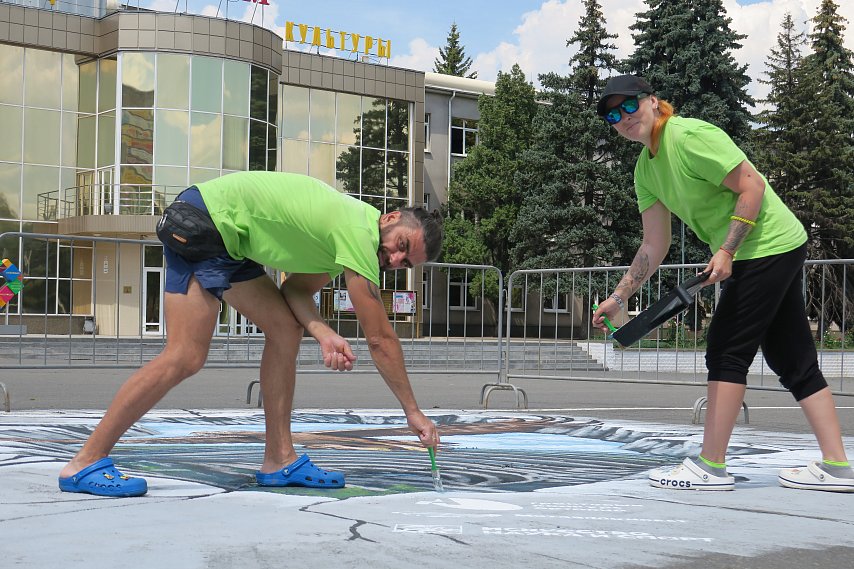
[{"x1": 162, "y1": 187, "x2": 266, "y2": 300}]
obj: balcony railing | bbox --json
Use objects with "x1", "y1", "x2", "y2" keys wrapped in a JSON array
[{"x1": 37, "y1": 184, "x2": 186, "y2": 221}]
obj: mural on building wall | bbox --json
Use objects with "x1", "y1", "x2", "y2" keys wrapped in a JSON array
[{"x1": 0, "y1": 410, "x2": 817, "y2": 498}]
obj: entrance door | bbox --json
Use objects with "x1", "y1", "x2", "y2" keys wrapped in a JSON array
[
  {"x1": 143, "y1": 245, "x2": 164, "y2": 335},
  {"x1": 216, "y1": 304, "x2": 261, "y2": 336}
]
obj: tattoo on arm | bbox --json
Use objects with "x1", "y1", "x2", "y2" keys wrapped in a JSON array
[
  {"x1": 721, "y1": 219, "x2": 753, "y2": 253},
  {"x1": 616, "y1": 251, "x2": 650, "y2": 298},
  {"x1": 366, "y1": 281, "x2": 383, "y2": 304}
]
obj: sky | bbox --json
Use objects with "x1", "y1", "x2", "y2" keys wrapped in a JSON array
[{"x1": 146, "y1": 0, "x2": 854, "y2": 109}]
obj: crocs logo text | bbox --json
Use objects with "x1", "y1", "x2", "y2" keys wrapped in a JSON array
[{"x1": 659, "y1": 478, "x2": 692, "y2": 488}]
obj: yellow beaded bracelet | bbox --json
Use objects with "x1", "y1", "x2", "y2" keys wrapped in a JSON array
[{"x1": 730, "y1": 215, "x2": 756, "y2": 226}]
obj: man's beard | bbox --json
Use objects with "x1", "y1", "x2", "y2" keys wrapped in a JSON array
[{"x1": 377, "y1": 224, "x2": 393, "y2": 270}]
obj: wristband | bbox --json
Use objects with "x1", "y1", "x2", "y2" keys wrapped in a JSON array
[
  {"x1": 719, "y1": 246, "x2": 734, "y2": 257},
  {"x1": 730, "y1": 215, "x2": 756, "y2": 227},
  {"x1": 610, "y1": 293, "x2": 625, "y2": 310}
]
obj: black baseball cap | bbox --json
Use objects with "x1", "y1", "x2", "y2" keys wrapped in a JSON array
[{"x1": 596, "y1": 75, "x2": 654, "y2": 116}]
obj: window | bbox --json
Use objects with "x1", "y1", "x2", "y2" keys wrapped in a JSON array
[
  {"x1": 544, "y1": 293, "x2": 570, "y2": 313},
  {"x1": 450, "y1": 117, "x2": 478, "y2": 156},
  {"x1": 449, "y1": 277, "x2": 478, "y2": 310},
  {"x1": 508, "y1": 285, "x2": 525, "y2": 312},
  {"x1": 422, "y1": 269, "x2": 431, "y2": 309},
  {"x1": 423, "y1": 192, "x2": 430, "y2": 210},
  {"x1": 424, "y1": 112, "x2": 431, "y2": 153}
]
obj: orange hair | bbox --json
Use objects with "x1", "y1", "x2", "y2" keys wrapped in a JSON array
[{"x1": 650, "y1": 99, "x2": 675, "y2": 153}]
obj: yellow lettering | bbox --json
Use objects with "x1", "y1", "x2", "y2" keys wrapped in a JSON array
[
  {"x1": 339, "y1": 31, "x2": 347, "y2": 50},
  {"x1": 311, "y1": 26, "x2": 322, "y2": 47},
  {"x1": 298, "y1": 23, "x2": 308, "y2": 43},
  {"x1": 326, "y1": 30, "x2": 335, "y2": 49},
  {"x1": 350, "y1": 33, "x2": 361, "y2": 52},
  {"x1": 378, "y1": 38, "x2": 390, "y2": 58},
  {"x1": 364, "y1": 36, "x2": 374, "y2": 55},
  {"x1": 285, "y1": 21, "x2": 294, "y2": 43}
]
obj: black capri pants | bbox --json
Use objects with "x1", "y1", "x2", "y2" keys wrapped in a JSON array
[{"x1": 705, "y1": 243, "x2": 827, "y2": 401}]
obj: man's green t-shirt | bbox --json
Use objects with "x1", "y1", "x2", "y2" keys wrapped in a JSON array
[
  {"x1": 196, "y1": 172, "x2": 382, "y2": 285},
  {"x1": 634, "y1": 116, "x2": 806, "y2": 260}
]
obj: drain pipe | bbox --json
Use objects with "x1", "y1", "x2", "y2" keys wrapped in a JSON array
[{"x1": 447, "y1": 90, "x2": 456, "y2": 200}]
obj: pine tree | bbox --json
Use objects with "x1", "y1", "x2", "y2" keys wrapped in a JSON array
[
  {"x1": 753, "y1": 13, "x2": 809, "y2": 213},
  {"x1": 511, "y1": 0, "x2": 640, "y2": 277},
  {"x1": 433, "y1": 23, "x2": 477, "y2": 79},
  {"x1": 789, "y1": 0, "x2": 854, "y2": 331}
]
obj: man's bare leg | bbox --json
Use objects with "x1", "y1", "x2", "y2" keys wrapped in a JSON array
[
  {"x1": 59, "y1": 278, "x2": 220, "y2": 478},
  {"x1": 222, "y1": 276, "x2": 303, "y2": 471}
]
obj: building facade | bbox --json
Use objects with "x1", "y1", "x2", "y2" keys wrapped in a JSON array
[{"x1": 0, "y1": 0, "x2": 432, "y2": 336}]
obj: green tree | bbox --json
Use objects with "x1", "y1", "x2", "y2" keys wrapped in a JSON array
[
  {"x1": 787, "y1": 0, "x2": 854, "y2": 331},
  {"x1": 511, "y1": 0, "x2": 640, "y2": 277},
  {"x1": 624, "y1": 0, "x2": 754, "y2": 265},
  {"x1": 752, "y1": 13, "x2": 809, "y2": 206},
  {"x1": 433, "y1": 22, "x2": 477, "y2": 79},
  {"x1": 445, "y1": 63, "x2": 537, "y2": 279}
]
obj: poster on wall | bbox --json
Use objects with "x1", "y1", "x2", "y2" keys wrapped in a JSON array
[
  {"x1": 392, "y1": 291, "x2": 416, "y2": 314},
  {"x1": 334, "y1": 290, "x2": 355, "y2": 312}
]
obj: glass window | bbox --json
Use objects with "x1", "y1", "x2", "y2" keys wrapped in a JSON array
[
  {"x1": 122, "y1": 52, "x2": 155, "y2": 108},
  {"x1": 0, "y1": 45, "x2": 23, "y2": 105},
  {"x1": 98, "y1": 58, "x2": 117, "y2": 112},
  {"x1": 309, "y1": 142, "x2": 335, "y2": 186},
  {"x1": 120, "y1": 164, "x2": 153, "y2": 184},
  {"x1": 97, "y1": 112, "x2": 116, "y2": 167},
  {"x1": 361, "y1": 147, "x2": 384, "y2": 196},
  {"x1": 222, "y1": 115, "x2": 248, "y2": 171},
  {"x1": 335, "y1": 144, "x2": 359, "y2": 193},
  {"x1": 154, "y1": 165, "x2": 188, "y2": 191},
  {"x1": 281, "y1": 138, "x2": 308, "y2": 175},
  {"x1": 189, "y1": 168, "x2": 219, "y2": 184},
  {"x1": 191, "y1": 56, "x2": 222, "y2": 113},
  {"x1": 424, "y1": 113, "x2": 431, "y2": 152},
  {"x1": 223, "y1": 60, "x2": 250, "y2": 117},
  {"x1": 121, "y1": 109, "x2": 154, "y2": 164},
  {"x1": 154, "y1": 110, "x2": 189, "y2": 166},
  {"x1": 21, "y1": 279, "x2": 51, "y2": 314},
  {"x1": 24, "y1": 108, "x2": 61, "y2": 165},
  {"x1": 281, "y1": 85, "x2": 309, "y2": 139},
  {"x1": 361, "y1": 97, "x2": 386, "y2": 149},
  {"x1": 61, "y1": 112, "x2": 78, "y2": 167},
  {"x1": 77, "y1": 114, "x2": 96, "y2": 169},
  {"x1": 387, "y1": 99, "x2": 409, "y2": 151},
  {"x1": 62, "y1": 54, "x2": 79, "y2": 111},
  {"x1": 267, "y1": 124, "x2": 277, "y2": 172},
  {"x1": 386, "y1": 150, "x2": 408, "y2": 199},
  {"x1": 249, "y1": 119, "x2": 266, "y2": 171},
  {"x1": 336, "y1": 92, "x2": 361, "y2": 145},
  {"x1": 0, "y1": 162, "x2": 21, "y2": 220},
  {"x1": 22, "y1": 165, "x2": 58, "y2": 221},
  {"x1": 78, "y1": 61, "x2": 97, "y2": 114},
  {"x1": 267, "y1": 72, "x2": 277, "y2": 125},
  {"x1": 156, "y1": 54, "x2": 189, "y2": 110},
  {"x1": 309, "y1": 89, "x2": 335, "y2": 143},
  {"x1": 451, "y1": 117, "x2": 478, "y2": 155},
  {"x1": 0, "y1": 105, "x2": 23, "y2": 162},
  {"x1": 72, "y1": 280, "x2": 92, "y2": 315},
  {"x1": 25, "y1": 49, "x2": 61, "y2": 110},
  {"x1": 190, "y1": 112, "x2": 221, "y2": 168},
  {"x1": 249, "y1": 66, "x2": 267, "y2": 121}
]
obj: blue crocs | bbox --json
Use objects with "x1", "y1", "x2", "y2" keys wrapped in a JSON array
[
  {"x1": 256, "y1": 454, "x2": 345, "y2": 488},
  {"x1": 58, "y1": 457, "x2": 148, "y2": 497}
]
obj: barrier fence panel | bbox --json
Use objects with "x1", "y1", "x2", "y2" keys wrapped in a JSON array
[{"x1": 493, "y1": 260, "x2": 854, "y2": 410}]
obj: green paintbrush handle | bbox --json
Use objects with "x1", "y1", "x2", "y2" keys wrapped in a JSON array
[
  {"x1": 428, "y1": 446, "x2": 438, "y2": 470},
  {"x1": 592, "y1": 304, "x2": 617, "y2": 333}
]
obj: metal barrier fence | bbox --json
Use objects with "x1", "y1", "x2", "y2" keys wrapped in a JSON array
[
  {"x1": 0, "y1": 232, "x2": 505, "y2": 409},
  {"x1": 489, "y1": 260, "x2": 854, "y2": 410}
]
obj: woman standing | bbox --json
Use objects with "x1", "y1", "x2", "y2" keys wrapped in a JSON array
[{"x1": 592, "y1": 75, "x2": 853, "y2": 492}]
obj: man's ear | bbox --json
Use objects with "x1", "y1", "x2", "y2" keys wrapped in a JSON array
[{"x1": 380, "y1": 210, "x2": 402, "y2": 226}]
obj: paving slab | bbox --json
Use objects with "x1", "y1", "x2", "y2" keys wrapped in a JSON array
[{"x1": 2, "y1": 409, "x2": 853, "y2": 569}]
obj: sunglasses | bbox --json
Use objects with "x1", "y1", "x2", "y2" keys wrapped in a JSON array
[{"x1": 604, "y1": 93, "x2": 650, "y2": 125}]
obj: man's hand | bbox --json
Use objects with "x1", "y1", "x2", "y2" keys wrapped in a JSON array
[
  {"x1": 704, "y1": 249, "x2": 734, "y2": 285},
  {"x1": 407, "y1": 410, "x2": 440, "y2": 448},
  {"x1": 319, "y1": 333, "x2": 357, "y2": 371}
]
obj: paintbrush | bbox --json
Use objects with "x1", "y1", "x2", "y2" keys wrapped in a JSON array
[{"x1": 428, "y1": 446, "x2": 445, "y2": 492}]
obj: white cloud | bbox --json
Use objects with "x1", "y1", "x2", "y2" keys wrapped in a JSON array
[
  {"x1": 390, "y1": 38, "x2": 438, "y2": 73},
  {"x1": 388, "y1": 0, "x2": 854, "y2": 109}
]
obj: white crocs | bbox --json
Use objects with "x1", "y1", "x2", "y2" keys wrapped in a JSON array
[
  {"x1": 778, "y1": 461, "x2": 854, "y2": 492},
  {"x1": 649, "y1": 457, "x2": 735, "y2": 491}
]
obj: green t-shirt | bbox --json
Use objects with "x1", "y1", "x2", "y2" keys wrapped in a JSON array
[
  {"x1": 197, "y1": 172, "x2": 382, "y2": 285},
  {"x1": 634, "y1": 116, "x2": 806, "y2": 260}
]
